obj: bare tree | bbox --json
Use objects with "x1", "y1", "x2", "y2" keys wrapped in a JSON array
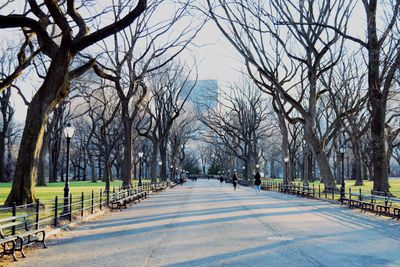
[
  {"x1": 137, "y1": 63, "x2": 195, "y2": 181},
  {"x1": 206, "y1": 0, "x2": 353, "y2": 187},
  {"x1": 94, "y1": 0, "x2": 202, "y2": 186},
  {"x1": 289, "y1": 0, "x2": 400, "y2": 191},
  {"x1": 199, "y1": 80, "x2": 274, "y2": 184},
  {"x1": 1, "y1": 0, "x2": 148, "y2": 205}
]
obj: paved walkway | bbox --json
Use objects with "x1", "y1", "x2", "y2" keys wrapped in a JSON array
[{"x1": 14, "y1": 180, "x2": 400, "y2": 267}]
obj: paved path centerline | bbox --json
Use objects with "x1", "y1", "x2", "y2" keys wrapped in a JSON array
[{"x1": 12, "y1": 179, "x2": 400, "y2": 267}]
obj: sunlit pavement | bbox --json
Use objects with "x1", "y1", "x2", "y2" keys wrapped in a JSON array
[{"x1": 14, "y1": 179, "x2": 400, "y2": 267}]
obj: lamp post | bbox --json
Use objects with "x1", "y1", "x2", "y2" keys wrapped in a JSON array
[
  {"x1": 284, "y1": 157, "x2": 289, "y2": 184},
  {"x1": 256, "y1": 164, "x2": 260, "y2": 172},
  {"x1": 63, "y1": 123, "x2": 75, "y2": 215},
  {"x1": 138, "y1": 152, "x2": 143, "y2": 186},
  {"x1": 170, "y1": 165, "x2": 173, "y2": 180},
  {"x1": 242, "y1": 166, "x2": 246, "y2": 181},
  {"x1": 339, "y1": 144, "x2": 346, "y2": 202},
  {"x1": 158, "y1": 161, "x2": 162, "y2": 179}
]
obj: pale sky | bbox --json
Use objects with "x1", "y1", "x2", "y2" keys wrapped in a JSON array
[
  {"x1": 5, "y1": 6, "x2": 242, "y2": 123},
  {"x1": 1, "y1": 0, "x2": 373, "y2": 123}
]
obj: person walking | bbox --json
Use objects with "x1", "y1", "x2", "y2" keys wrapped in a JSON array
[
  {"x1": 254, "y1": 171, "x2": 262, "y2": 192},
  {"x1": 232, "y1": 173, "x2": 238, "y2": 191},
  {"x1": 219, "y1": 176, "x2": 224, "y2": 186}
]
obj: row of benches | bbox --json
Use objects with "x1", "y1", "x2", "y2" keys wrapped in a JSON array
[
  {"x1": 263, "y1": 182, "x2": 400, "y2": 220},
  {"x1": 1, "y1": 181, "x2": 174, "y2": 261},
  {"x1": 342, "y1": 191, "x2": 400, "y2": 219},
  {"x1": 277, "y1": 183, "x2": 316, "y2": 198},
  {"x1": 0, "y1": 214, "x2": 47, "y2": 261},
  {"x1": 109, "y1": 182, "x2": 172, "y2": 211}
]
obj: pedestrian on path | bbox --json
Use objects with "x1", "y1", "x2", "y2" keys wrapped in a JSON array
[
  {"x1": 232, "y1": 173, "x2": 238, "y2": 190},
  {"x1": 254, "y1": 172, "x2": 261, "y2": 192},
  {"x1": 219, "y1": 176, "x2": 224, "y2": 186}
]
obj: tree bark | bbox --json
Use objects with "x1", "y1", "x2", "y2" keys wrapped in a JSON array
[
  {"x1": 353, "y1": 141, "x2": 363, "y2": 186},
  {"x1": 36, "y1": 130, "x2": 49, "y2": 186},
  {"x1": 121, "y1": 112, "x2": 133, "y2": 187},
  {"x1": 150, "y1": 141, "x2": 158, "y2": 182},
  {"x1": 304, "y1": 125, "x2": 336, "y2": 187},
  {"x1": 159, "y1": 138, "x2": 168, "y2": 181},
  {"x1": 0, "y1": 88, "x2": 12, "y2": 182}
]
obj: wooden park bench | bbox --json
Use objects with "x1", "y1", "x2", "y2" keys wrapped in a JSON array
[
  {"x1": 393, "y1": 204, "x2": 400, "y2": 220},
  {"x1": 110, "y1": 190, "x2": 142, "y2": 211},
  {"x1": 359, "y1": 194, "x2": 376, "y2": 213},
  {"x1": 298, "y1": 185, "x2": 315, "y2": 198},
  {"x1": 372, "y1": 191, "x2": 392, "y2": 216},
  {"x1": 0, "y1": 214, "x2": 47, "y2": 261},
  {"x1": 341, "y1": 191, "x2": 362, "y2": 209},
  {"x1": 373, "y1": 194, "x2": 400, "y2": 218}
]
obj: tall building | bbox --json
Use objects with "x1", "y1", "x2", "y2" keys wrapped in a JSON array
[{"x1": 181, "y1": 79, "x2": 218, "y2": 110}]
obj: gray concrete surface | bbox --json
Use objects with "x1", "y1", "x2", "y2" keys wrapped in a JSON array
[{"x1": 14, "y1": 180, "x2": 400, "y2": 267}]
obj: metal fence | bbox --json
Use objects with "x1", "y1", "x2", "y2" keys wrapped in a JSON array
[{"x1": 0, "y1": 181, "x2": 170, "y2": 234}]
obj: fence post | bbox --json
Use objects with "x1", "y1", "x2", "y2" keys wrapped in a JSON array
[
  {"x1": 359, "y1": 188, "x2": 362, "y2": 200},
  {"x1": 331, "y1": 187, "x2": 334, "y2": 200},
  {"x1": 12, "y1": 202, "x2": 16, "y2": 235},
  {"x1": 107, "y1": 189, "x2": 110, "y2": 208},
  {"x1": 100, "y1": 189, "x2": 103, "y2": 210},
  {"x1": 113, "y1": 186, "x2": 115, "y2": 193},
  {"x1": 54, "y1": 196, "x2": 58, "y2": 227},
  {"x1": 91, "y1": 190, "x2": 94, "y2": 214},
  {"x1": 349, "y1": 187, "x2": 352, "y2": 199},
  {"x1": 324, "y1": 185, "x2": 327, "y2": 199},
  {"x1": 318, "y1": 184, "x2": 321, "y2": 198},
  {"x1": 69, "y1": 193, "x2": 73, "y2": 222},
  {"x1": 81, "y1": 192, "x2": 84, "y2": 217},
  {"x1": 35, "y1": 199, "x2": 40, "y2": 230}
]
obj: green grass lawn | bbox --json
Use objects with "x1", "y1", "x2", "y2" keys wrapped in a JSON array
[
  {"x1": 0, "y1": 180, "x2": 149, "y2": 205},
  {"x1": 263, "y1": 178, "x2": 400, "y2": 197}
]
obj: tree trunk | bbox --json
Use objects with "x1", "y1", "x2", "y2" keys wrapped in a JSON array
[
  {"x1": 89, "y1": 153, "x2": 97, "y2": 182},
  {"x1": 103, "y1": 152, "x2": 112, "y2": 191},
  {"x1": 303, "y1": 149, "x2": 312, "y2": 185},
  {"x1": 371, "y1": 97, "x2": 389, "y2": 191},
  {"x1": 97, "y1": 155, "x2": 102, "y2": 180},
  {"x1": 304, "y1": 127, "x2": 336, "y2": 187},
  {"x1": 36, "y1": 131, "x2": 48, "y2": 186},
  {"x1": 121, "y1": 110, "x2": 133, "y2": 187},
  {"x1": 365, "y1": 1, "x2": 389, "y2": 192},
  {"x1": 353, "y1": 141, "x2": 363, "y2": 186},
  {"x1": 270, "y1": 160, "x2": 276, "y2": 178},
  {"x1": 277, "y1": 112, "x2": 292, "y2": 183},
  {"x1": 0, "y1": 132, "x2": 6, "y2": 182},
  {"x1": 159, "y1": 139, "x2": 168, "y2": 181},
  {"x1": 150, "y1": 141, "x2": 158, "y2": 182},
  {"x1": 362, "y1": 161, "x2": 368, "y2": 181}
]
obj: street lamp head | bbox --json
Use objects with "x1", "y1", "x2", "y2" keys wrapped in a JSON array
[
  {"x1": 170, "y1": 165, "x2": 173, "y2": 168},
  {"x1": 339, "y1": 144, "x2": 347, "y2": 154},
  {"x1": 158, "y1": 161, "x2": 162, "y2": 166},
  {"x1": 63, "y1": 123, "x2": 75, "y2": 139},
  {"x1": 242, "y1": 166, "x2": 245, "y2": 170},
  {"x1": 138, "y1": 152, "x2": 144, "y2": 158},
  {"x1": 284, "y1": 157, "x2": 289, "y2": 163},
  {"x1": 256, "y1": 164, "x2": 260, "y2": 168}
]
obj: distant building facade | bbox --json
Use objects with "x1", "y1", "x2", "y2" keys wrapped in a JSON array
[{"x1": 182, "y1": 79, "x2": 218, "y2": 109}]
